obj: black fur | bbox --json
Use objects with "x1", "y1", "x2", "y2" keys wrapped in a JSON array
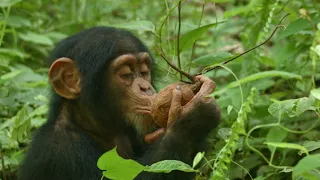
[{"x1": 18, "y1": 27, "x2": 220, "y2": 180}]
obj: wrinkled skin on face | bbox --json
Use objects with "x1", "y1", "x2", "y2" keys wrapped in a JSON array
[{"x1": 108, "y1": 52, "x2": 157, "y2": 136}]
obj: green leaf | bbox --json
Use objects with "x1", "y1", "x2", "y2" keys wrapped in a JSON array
[
  {"x1": 0, "y1": 0, "x2": 22, "y2": 7},
  {"x1": 296, "y1": 96, "x2": 315, "y2": 115},
  {"x1": 192, "y1": 152, "x2": 204, "y2": 168},
  {"x1": 266, "y1": 127, "x2": 288, "y2": 154},
  {"x1": 227, "y1": 105, "x2": 233, "y2": 115},
  {"x1": 268, "y1": 99, "x2": 297, "y2": 118},
  {"x1": 145, "y1": 160, "x2": 197, "y2": 173},
  {"x1": 97, "y1": 147, "x2": 145, "y2": 180},
  {"x1": 7, "y1": 15, "x2": 32, "y2": 28},
  {"x1": 264, "y1": 142, "x2": 309, "y2": 155},
  {"x1": 19, "y1": 32, "x2": 54, "y2": 46},
  {"x1": 0, "y1": 70, "x2": 24, "y2": 80},
  {"x1": 0, "y1": 48, "x2": 25, "y2": 59},
  {"x1": 193, "y1": 52, "x2": 233, "y2": 66},
  {"x1": 293, "y1": 154, "x2": 320, "y2": 178},
  {"x1": 212, "y1": 71, "x2": 302, "y2": 96},
  {"x1": 311, "y1": 88, "x2": 320, "y2": 100},
  {"x1": 179, "y1": 21, "x2": 226, "y2": 52},
  {"x1": 299, "y1": 141, "x2": 320, "y2": 155},
  {"x1": 112, "y1": 20, "x2": 155, "y2": 33},
  {"x1": 277, "y1": 18, "x2": 311, "y2": 40}
]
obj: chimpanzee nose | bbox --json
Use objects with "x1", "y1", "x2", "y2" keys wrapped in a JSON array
[{"x1": 139, "y1": 83, "x2": 154, "y2": 96}]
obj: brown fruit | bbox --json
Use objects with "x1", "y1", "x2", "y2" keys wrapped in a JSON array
[{"x1": 151, "y1": 81, "x2": 201, "y2": 127}]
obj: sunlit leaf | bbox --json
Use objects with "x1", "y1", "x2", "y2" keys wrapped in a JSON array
[
  {"x1": 192, "y1": 152, "x2": 204, "y2": 168},
  {"x1": 97, "y1": 147, "x2": 145, "y2": 180},
  {"x1": 145, "y1": 160, "x2": 197, "y2": 173}
]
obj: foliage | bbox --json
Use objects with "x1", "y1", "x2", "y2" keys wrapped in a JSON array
[{"x1": 1, "y1": 0, "x2": 320, "y2": 180}]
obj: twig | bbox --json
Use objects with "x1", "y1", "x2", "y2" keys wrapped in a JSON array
[
  {"x1": 154, "y1": 46, "x2": 196, "y2": 82},
  {"x1": 197, "y1": 14, "x2": 289, "y2": 75},
  {"x1": 189, "y1": 0, "x2": 207, "y2": 73},
  {"x1": 177, "y1": 0, "x2": 182, "y2": 80}
]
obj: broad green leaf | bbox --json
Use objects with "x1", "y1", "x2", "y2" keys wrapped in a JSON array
[
  {"x1": 297, "y1": 171, "x2": 320, "y2": 180},
  {"x1": 299, "y1": 141, "x2": 320, "y2": 155},
  {"x1": 266, "y1": 127, "x2": 288, "y2": 154},
  {"x1": 19, "y1": 32, "x2": 54, "y2": 46},
  {"x1": 296, "y1": 96, "x2": 315, "y2": 115},
  {"x1": 97, "y1": 147, "x2": 145, "y2": 180},
  {"x1": 268, "y1": 100, "x2": 297, "y2": 118},
  {"x1": 311, "y1": 88, "x2": 320, "y2": 100},
  {"x1": 112, "y1": 20, "x2": 155, "y2": 33},
  {"x1": 277, "y1": 18, "x2": 311, "y2": 40},
  {"x1": 192, "y1": 152, "x2": 204, "y2": 168},
  {"x1": 193, "y1": 52, "x2": 233, "y2": 66},
  {"x1": 0, "y1": 0, "x2": 22, "y2": 7},
  {"x1": 145, "y1": 160, "x2": 197, "y2": 173},
  {"x1": 264, "y1": 142, "x2": 309, "y2": 155},
  {"x1": 293, "y1": 154, "x2": 320, "y2": 178},
  {"x1": 179, "y1": 21, "x2": 226, "y2": 52}
]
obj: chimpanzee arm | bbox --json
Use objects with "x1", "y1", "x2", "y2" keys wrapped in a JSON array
[{"x1": 135, "y1": 101, "x2": 221, "y2": 180}]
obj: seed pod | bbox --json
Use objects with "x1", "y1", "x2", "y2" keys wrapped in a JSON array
[{"x1": 151, "y1": 81, "x2": 201, "y2": 127}]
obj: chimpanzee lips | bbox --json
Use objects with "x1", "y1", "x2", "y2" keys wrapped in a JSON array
[{"x1": 136, "y1": 107, "x2": 151, "y2": 115}]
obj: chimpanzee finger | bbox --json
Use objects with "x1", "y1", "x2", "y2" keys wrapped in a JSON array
[
  {"x1": 167, "y1": 86, "x2": 183, "y2": 126},
  {"x1": 195, "y1": 75, "x2": 216, "y2": 97},
  {"x1": 144, "y1": 128, "x2": 165, "y2": 144}
]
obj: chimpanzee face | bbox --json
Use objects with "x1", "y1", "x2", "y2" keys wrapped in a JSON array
[{"x1": 107, "y1": 52, "x2": 156, "y2": 135}]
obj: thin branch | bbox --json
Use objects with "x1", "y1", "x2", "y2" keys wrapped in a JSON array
[
  {"x1": 177, "y1": 0, "x2": 182, "y2": 80},
  {"x1": 189, "y1": 0, "x2": 207, "y2": 73},
  {"x1": 154, "y1": 46, "x2": 195, "y2": 82},
  {"x1": 197, "y1": 13, "x2": 289, "y2": 75}
]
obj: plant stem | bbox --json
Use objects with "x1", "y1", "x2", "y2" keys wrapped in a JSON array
[{"x1": 177, "y1": 0, "x2": 182, "y2": 80}]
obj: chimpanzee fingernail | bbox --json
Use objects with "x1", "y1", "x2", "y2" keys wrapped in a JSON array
[{"x1": 176, "y1": 85, "x2": 181, "y2": 90}]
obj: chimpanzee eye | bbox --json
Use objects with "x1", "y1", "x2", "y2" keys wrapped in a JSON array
[
  {"x1": 140, "y1": 71, "x2": 150, "y2": 77},
  {"x1": 121, "y1": 73, "x2": 134, "y2": 80}
]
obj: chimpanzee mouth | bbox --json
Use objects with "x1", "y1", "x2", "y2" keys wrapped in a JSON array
[{"x1": 135, "y1": 107, "x2": 151, "y2": 115}]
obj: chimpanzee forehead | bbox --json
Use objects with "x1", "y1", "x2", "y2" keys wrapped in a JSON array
[{"x1": 110, "y1": 52, "x2": 152, "y2": 70}]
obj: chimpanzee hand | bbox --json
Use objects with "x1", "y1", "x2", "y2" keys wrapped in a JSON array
[{"x1": 166, "y1": 75, "x2": 220, "y2": 140}]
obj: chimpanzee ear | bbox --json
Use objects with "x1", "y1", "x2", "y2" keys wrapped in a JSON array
[{"x1": 49, "y1": 58, "x2": 81, "y2": 99}]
